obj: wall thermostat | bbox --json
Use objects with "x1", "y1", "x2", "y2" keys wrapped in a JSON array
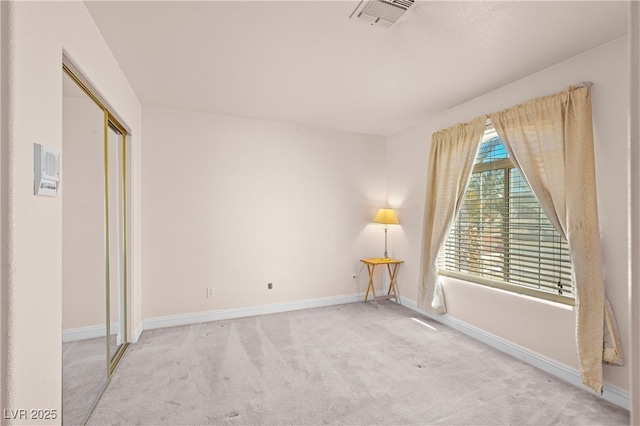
[{"x1": 34, "y1": 143, "x2": 60, "y2": 197}]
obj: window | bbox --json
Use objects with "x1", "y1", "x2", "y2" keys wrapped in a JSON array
[{"x1": 439, "y1": 125, "x2": 574, "y2": 304}]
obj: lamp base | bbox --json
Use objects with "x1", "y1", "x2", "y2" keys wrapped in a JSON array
[{"x1": 383, "y1": 227, "x2": 389, "y2": 260}]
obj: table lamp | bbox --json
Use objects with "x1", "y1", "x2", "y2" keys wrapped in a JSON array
[{"x1": 374, "y1": 208, "x2": 399, "y2": 259}]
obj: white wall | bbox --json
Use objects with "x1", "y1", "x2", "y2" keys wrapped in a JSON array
[
  {"x1": 0, "y1": 0, "x2": 5, "y2": 414},
  {"x1": 1, "y1": 1, "x2": 141, "y2": 421},
  {"x1": 630, "y1": 2, "x2": 640, "y2": 421},
  {"x1": 142, "y1": 106, "x2": 386, "y2": 319},
  {"x1": 386, "y1": 37, "x2": 630, "y2": 392},
  {"x1": 0, "y1": 0, "x2": 633, "y2": 419}
]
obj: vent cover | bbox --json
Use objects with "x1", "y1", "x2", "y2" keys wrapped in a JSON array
[{"x1": 350, "y1": 0, "x2": 415, "y2": 28}]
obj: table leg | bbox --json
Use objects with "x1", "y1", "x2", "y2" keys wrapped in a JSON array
[
  {"x1": 364, "y1": 264, "x2": 378, "y2": 308},
  {"x1": 387, "y1": 263, "x2": 400, "y2": 304}
]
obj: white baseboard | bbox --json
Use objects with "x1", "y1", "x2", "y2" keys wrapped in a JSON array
[
  {"x1": 133, "y1": 321, "x2": 144, "y2": 343},
  {"x1": 142, "y1": 292, "x2": 365, "y2": 331},
  {"x1": 62, "y1": 322, "x2": 120, "y2": 343},
  {"x1": 399, "y1": 296, "x2": 630, "y2": 411}
]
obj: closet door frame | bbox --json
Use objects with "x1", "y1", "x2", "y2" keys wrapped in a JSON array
[{"x1": 62, "y1": 60, "x2": 130, "y2": 424}]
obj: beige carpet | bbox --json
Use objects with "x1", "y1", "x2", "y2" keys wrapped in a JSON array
[{"x1": 87, "y1": 301, "x2": 629, "y2": 425}]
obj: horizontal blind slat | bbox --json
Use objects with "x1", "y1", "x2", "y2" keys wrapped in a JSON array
[{"x1": 440, "y1": 131, "x2": 574, "y2": 299}]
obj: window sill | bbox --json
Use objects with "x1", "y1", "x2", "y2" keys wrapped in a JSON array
[{"x1": 438, "y1": 270, "x2": 575, "y2": 308}]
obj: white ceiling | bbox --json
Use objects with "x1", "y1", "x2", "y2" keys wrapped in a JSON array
[{"x1": 84, "y1": 1, "x2": 629, "y2": 136}]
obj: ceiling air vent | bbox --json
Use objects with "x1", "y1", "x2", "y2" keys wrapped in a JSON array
[{"x1": 350, "y1": 0, "x2": 415, "y2": 28}]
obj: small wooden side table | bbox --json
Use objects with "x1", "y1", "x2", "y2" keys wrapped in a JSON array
[{"x1": 360, "y1": 258, "x2": 404, "y2": 308}]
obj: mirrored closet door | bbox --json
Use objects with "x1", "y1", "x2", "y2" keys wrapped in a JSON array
[{"x1": 62, "y1": 64, "x2": 129, "y2": 425}]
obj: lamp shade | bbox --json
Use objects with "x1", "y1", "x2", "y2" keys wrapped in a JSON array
[{"x1": 373, "y1": 208, "x2": 399, "y2": 225}]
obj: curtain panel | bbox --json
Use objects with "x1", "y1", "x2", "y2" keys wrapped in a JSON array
[
  {"x1": 489, "y1": 85, "x2": 623, "y2": 393},
  {"x1": 418, "y1": 117, "x2": 486, "y2": 314}
]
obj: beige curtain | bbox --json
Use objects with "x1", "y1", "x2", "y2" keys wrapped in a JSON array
[
  {"x1": 490, "y1": 85, "x2": 623, "y2": 393},
  {"x1": 418, "y1": 117, "x2": 486, "y2": 313}
]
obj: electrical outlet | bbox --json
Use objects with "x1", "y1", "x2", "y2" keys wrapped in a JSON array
[
  {"x1": 268, "y1": 283, "x2": 273, "y2": 290},
  {"x1": 206, "y1": 287, "x2": 214, "y2": 298}
]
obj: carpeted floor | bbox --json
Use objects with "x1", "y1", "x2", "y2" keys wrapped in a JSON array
[{"x1": 87, "y1": 301, "x2": 629, "y2": 425}]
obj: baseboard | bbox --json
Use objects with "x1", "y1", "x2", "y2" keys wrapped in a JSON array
[
  {"x1": 133, "y1": 320, "x2": 144, "y2": 343},
  {"x1": 62, "y1": 322, "x2": 120, "y2": 343},
  {"x1": 142, "y1": 292, "x2": 365, "y2": 332},
  {"x1": 399, "y1": 296, "x2": 630, "y2": 411}
]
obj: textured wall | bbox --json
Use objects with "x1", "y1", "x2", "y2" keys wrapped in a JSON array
[
  {"x1": 0, "y1": 0, "x2": 6, "y2": 416},
  {"x1": 630, "y1": 2, "x2": 640, "y2": 421},
  {"x1": 141, "y1": 106, "x2": 387, "y2": 319},
  {"x1": 1, "y1": 2, "x2": 141, "y2": 421}
]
